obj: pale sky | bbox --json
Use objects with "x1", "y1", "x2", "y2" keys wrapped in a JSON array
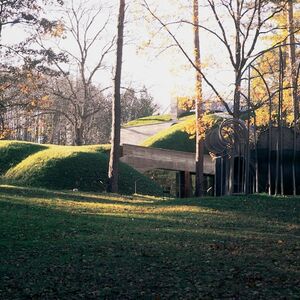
[
  {"x1": 121, "y1": 0, "x2": 235, "y2": 112},
  {"x1": 2, "y1": 0, "x2": 270, "y2": 113}
]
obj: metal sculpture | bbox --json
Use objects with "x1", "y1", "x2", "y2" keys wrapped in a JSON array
[
  {"x1": 205, "y1": 118, "x2": 250, "y2": 195},
  {"x1": 205, "y1": 118, "x2": 248, "y2": 155}
]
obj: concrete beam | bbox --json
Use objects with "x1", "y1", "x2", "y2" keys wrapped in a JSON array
[{"x1": 120, "y1": 144, "x2": 215, "y2": 174}]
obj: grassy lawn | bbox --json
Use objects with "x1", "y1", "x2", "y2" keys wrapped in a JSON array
[
  {"x1": 0, "y1": 185, "x2": 299, "y2": 299},
  {"x1": 123, "y1": 114, "x2": 173, "y2": 127}
]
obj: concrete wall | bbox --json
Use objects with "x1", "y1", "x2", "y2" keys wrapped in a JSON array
[{"x1": 121, "y1": 144, "x2": 215, "y2": 174}]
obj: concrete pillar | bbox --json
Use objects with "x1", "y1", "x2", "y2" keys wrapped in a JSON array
[
  {"x1": 184, "y1": 171, "x2": 192, "y2": 198},
  {"x1": 177, "y1": 171, "x2": 192, "y2": 198}
]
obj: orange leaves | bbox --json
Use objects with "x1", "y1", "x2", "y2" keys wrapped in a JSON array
[
  {"x1": 0, "y1": 83, "x2": 10, "y2": 93},
  {"x1": 49, "y1": 21, "x2": 65, "y2": 38},
  {"x1": 178, "y1": 96, "x2": 195, "y2": 111},
  {"x1": 30, "y1": 99, "x2": 37, "y2": 107},
  {"x1": 40, "y1": 95, "x2": 50, "y2": 105},
  {"x1": 182, "y1": 113, "x2": 219, "y2": 140},
  {"x1": 253, "y1": 107, "x2": 269, "y2": 127},
  {"x1": 198, "y1": 113, "x2": 219, "y2": 139},
  {"x1": 16, "y1": 71, "x2": 51, "y2": 110},
  {"x1": 27, "y1": 94, "x2": 50, "y2": 111},
  {"x1": 19, "y1": 84, "x2": 30, "y2": 95},
  {"x1": 184, "y1": 118, "x2": 197, "y2": 139},
  {"x1": 0, "y1": 129, "x2": 13, "y2": 140}
]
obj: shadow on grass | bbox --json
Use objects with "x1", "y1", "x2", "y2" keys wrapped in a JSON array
[
  {"x1": 0, "y1": 184, "x2": 159, "y2": 206},
  {"x1": 1, "y1": 184, "x2": 299, "y2": 226},
  {"x1": 161, "y1": 195, "x2": 300, "y2": 224},
  {"x1": 0, "y1": 191, "x2": 299, "y2": 299}
]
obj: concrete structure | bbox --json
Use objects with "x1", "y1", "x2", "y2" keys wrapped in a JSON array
[
  {"x1": 121, "y1": 144, "x2": 215, "y2": 174},
  {"x1": 120, "y1": 144, "x2": 215, "y2": 197}
]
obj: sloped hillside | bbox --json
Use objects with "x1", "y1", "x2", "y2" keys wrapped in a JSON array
[
  {"x1": 0, "y1": 141, "x2": 47, "y2": 174},
  {"x1": 142, "y1": 113, "x2": 223, "y2": 153},
  {"x1": 123, "y1": 114, "x2": 173, "y2": 127},
  {"x1": 0, "y1": 141, "x2": 162, "y2": 195},
  {"x1": 142, "y1": 117, "x2": 196, "y2": 152}
]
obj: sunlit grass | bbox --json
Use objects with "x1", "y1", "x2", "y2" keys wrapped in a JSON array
[
  {"x1": 123, "y1": 114, "x2": 172, "y2": 127},
  {"x1": 142, "y1": 117, "x2": 196, "y2": 152},
  {"x1": 0, "y1": 184, "x2": 299, "y2": 298}
]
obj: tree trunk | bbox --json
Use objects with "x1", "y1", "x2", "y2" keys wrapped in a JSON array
[
  {"x1": 193, "y1": 0, "x2": 204, "y2": 197},
  {"x1": 287, "y1": 0, "x2": 299, "y2": 121},
  {"x1": 74, "y1": 125, "x2": 84, "y2": 146},
  {"x1": 268, "y1": 88, "x2": 272, "y2": 195},
  {"x1": 35, "y1": 113, "x2": 40, "y2": 143},
  {"x1": 253, "y1": 114, "x2": 259, "y2": 193},
  {"x1": 276, "y1": 47, "x2": 284, "y2": 195},
  {"x1": 244, "y1": 66, "x2": 251, "y2": 194},
  {"x1": 287, "y1": 0, "x2": 298, "y2": 196},
  {"x1": 279, "y1": 47, "x2": 285, "y2": 195},
  {"x1": 230, "y1": 0, "x2": 242, "y2": 195},
  {"x1": 49, "y1": 112, "x2": 60, "y2": 144},
  {"x1": 107, "y1": 0, "x2": 125, "y2": 193},
  {"x1": 233, "y1": 0, "x2": 242, "y2": 120}
]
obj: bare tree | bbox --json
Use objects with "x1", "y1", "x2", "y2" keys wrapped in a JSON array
[
  {"x1": 0, "y1": 0, "x2": 64, "y2": 139},
  {"x1": 121, "y1": 87, "x2": 159, "y2": 124},
  {"x1": 107, "y1": 0, "x2": 126, "y2": 193},
  {"x1": 36, "y1": 0, "x2": 115, "y2": 145}
]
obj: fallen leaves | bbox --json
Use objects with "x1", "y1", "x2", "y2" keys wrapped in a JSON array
[{"x1": 0, "y1": 188, "x2": 299, "y2": 298}]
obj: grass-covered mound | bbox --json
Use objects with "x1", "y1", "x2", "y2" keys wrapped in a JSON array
[
  {"x1": 142, "y1": 113, "x2": 224, "y2": 153},
  {"x1": 124, "y1": 114, "x2": 172, "y2": 127},
  {"x1": 2, "y1": 141, "x2": 162, "y2": 195},
  {"x1": 0, "y1": 140, "x2": 47, "y2": 174},
  {"x1": 142, "y1": 117, "x2": 196, "y2": 152}
]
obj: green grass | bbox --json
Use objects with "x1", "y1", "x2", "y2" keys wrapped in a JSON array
[
  {"x1": 142, "y1": 117, "x2": 196, "y2": 152},
  {"x1": 0, "y1": 141, "x2": 162, "y2": 196},
  {"x1": 123, "y1": 114, "x2": 173, "y2": 127},
  {"x1": 141, "y1": 113, "x2": 224, "y2": 153},
  {"x1": 0, "y1": 185, "x2": 299, "y2": 299},
  {"x1": 0, "y1": 140, "x2": 47, "y2": 175}
]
